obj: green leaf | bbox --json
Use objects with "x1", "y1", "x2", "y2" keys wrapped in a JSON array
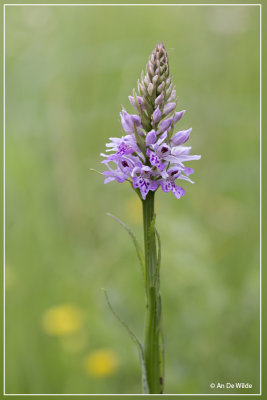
[
  {"x1": 103, "y1": 289, "x2": 150, "y2": 394},
  {"x1": 148, "y1": 214, "x2": 161, "y2": 285},
  {"x1": 158, "y1": 325, "x2": 165, "y2": 394},
  {"x1": 107, "y1": 213, "x2": 145, "y2": 283},
  {"x1": 133, "y1": 125, "x2": 147, "y2": 157},
  {"x1": 149, "y1": 214, "x2": 160, "y2": 286},
  {"x1": 149, "y1": 213, "x2": 156, "y2": 240},
  {"x1": 155, "y1": 227, "x2": 161, "y2": 280}
]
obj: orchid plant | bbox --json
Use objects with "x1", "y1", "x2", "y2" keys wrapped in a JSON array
[{"x1": 99, "y1": 42, "x2": 201, "y2": 394}]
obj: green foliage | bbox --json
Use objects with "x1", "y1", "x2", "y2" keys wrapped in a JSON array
[
  {"x1": 103, "y1": 290, "x2": 149, "y2": 394},
  {"x1": 107, "y1": 213, "x2": 145, "y2": 284}
]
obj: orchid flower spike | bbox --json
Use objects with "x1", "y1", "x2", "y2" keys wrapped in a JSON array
[{"x1": 101, "y1": 42, "x2": 201, "y2": 200}]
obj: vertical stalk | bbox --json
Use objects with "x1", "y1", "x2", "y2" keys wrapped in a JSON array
[{"x1": 142, "y1": 191, "x2": 163, "y2": 394}]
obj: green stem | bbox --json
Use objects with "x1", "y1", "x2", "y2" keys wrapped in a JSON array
[{"x1": 142, "y1": 191, "x2": 164, "y2": 394}]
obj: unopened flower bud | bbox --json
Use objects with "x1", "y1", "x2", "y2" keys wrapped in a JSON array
[
  {"x1": 144, "y1": 75, "x2": 150, "y2": 87},
  {"x1": 163, "y1": 102, "x2": 176, "y2": 115},
  {"x1": 152, "y1": 75, "x2": 158, "y2": 84},
  {"x1": 166, "y1": 85, "x2": 173, "y2": 99},
  {"x1": 137, "y1": 127, "x2": 145, "y2": 136},
  {"x1": 166, "y1": 77, "x2": 172, "y2": 88},
  {"x1": 120, "y1": 110, "x2": 141, "y2": 134},
  {"x1": 173, "y1": 110, "x2": 186, "y2": 124},
  {"x1": 152, "y1": 106, "x2": 162, "y2": 123},
  {"x1": 138, "y1": 80, "x2": 145, "y2": 95},
  {"x1": 171, "y1": 128, "x2": 192, "y2": 145},
  {"x1": 158, "y1": 117, "x2": 173, "y2": 133},
  {"x1": 157, "y1": 81, "x2": 165, "y2": 94},
  {"x1": 146, "y1": 129, "x2": 157, "y2": 145},
  {"x1": 132, "y1": 114, "x2": 142, "y2": 126},
  {"x1": 147, "y1": 61, "x2": 154, "y2": 76},
  {"x1": 128, "y1": 95, "x2": 145, "y2": 111},
  {"x1": 160, "y1": 66, "x2": 165, "y2": 75},
  {"x1": 147, "y1": 83, "x2": 154, "y2": 96},
  {"x1": 155, "y1": 93, "x2": 164, "y2": 106},
  {"x1": 169, "y1": 89, "x2": 176, "y2": 102}
]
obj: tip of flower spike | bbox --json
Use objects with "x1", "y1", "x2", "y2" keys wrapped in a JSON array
[
  {"x1": 154, "y1": 41, "x2": 165, "y2": 51},
  {"x1": 155, "y1": 40, "x2": 164, "y2": 46}
]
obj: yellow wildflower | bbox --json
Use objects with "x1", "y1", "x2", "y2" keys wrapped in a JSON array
[
  {"x1": 84, "y1": 349, "x2": 119, "y2": 377},
  {"x1": 41, "y1": 304, "x2": 83, "y2": 336}
]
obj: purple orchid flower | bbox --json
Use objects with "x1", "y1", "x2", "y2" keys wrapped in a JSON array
[
  {"x1": 132, "y1": 166, "x2": 158, "y2": 200},
  {"x1": 159, "y1": 167, "x2": 186, "y2": 199},
  {"x1": 120, "y1": 110, "x2": 141, "y2": 134},
  {"x1": 101, "y1": 43, "x2": 201, "y2": 200}
]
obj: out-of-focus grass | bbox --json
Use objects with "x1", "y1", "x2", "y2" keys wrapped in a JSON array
[{"x1": 5, "y1": 5, "x2": 260, "y2": 394}]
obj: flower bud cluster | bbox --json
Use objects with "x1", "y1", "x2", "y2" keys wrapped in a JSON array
[{"x1": 101, "y1": 42, "x2": 201, "y2": 200}]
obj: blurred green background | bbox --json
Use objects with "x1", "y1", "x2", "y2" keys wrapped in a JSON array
[{"x1": 5, "y1": 4, "x2": 260, "y2": 395}]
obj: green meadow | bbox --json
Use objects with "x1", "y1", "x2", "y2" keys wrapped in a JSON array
[{"x1": 5, "y1": 4, "x2": 260, "y2": 394}]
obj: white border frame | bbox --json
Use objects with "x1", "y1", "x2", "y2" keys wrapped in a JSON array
[{"x1": 3, "y1": 3, "x2": 262, "y2": 397}]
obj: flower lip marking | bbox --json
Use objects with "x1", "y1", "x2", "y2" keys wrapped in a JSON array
[
  {"x1": 159, "y1": 145, "x2": 169, "y2": 154},
  {"x1": 121, "y1": 160, "x2": 129, "y2": 168},
  {"x1": 117, "y1": 142, "x2": 133, "y2": 155}
]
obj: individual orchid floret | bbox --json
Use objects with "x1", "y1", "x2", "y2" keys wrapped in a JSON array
[
  {"x1": 132, "y1": 166, "x2": 158, "y2": 200},
  {"x1": 102, "y1": 162, "x2": 129, "y2": 184},
  {"x1": 146, "y1": 132, "x2": 170, "y2": 171},
  {"x1": 159, "y1": 167, "x2": 186, "y2": 199},
  {"x1": 102, "y1": 135, "x2": 140, "y2": 160}
]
